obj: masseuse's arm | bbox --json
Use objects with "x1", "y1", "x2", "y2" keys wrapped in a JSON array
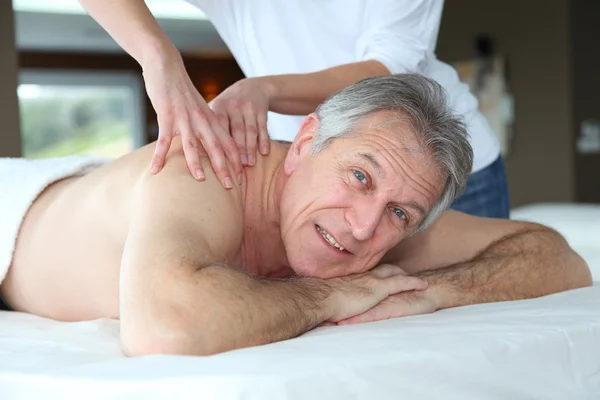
[
  {"x1": 78, "y1": 0, "x2": 242, "y2": 186},
  {"x1": 210, "y1": 61, "x2": 389, "y2": 166},
  {"x1": 209, "y1": 0, "x2": 442, "y2": 164},
  {"x1": 119, "y1": 142, "x2": 426, "y2": 356},
  {"x1": 339, "y1": 210, "x2": 593, "y2": 324}
]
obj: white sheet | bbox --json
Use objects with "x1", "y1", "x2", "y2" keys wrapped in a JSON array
[{"x1": 2, "y1": 286, "x2": 599, "y2": 399}]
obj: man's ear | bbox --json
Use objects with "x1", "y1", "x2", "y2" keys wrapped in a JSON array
[{"x1": 284, "y1": 113, "x2": 319, "y2": 175}]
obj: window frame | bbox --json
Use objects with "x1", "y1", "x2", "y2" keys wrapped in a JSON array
[{"x1": 18, "y1": 68, "x2": 146, "y2": 150}]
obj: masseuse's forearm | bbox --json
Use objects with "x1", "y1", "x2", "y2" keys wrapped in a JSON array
[
  {"x1": 261, "y1": 60, "x2": 390, "y2": 115},
  {"x1": 418, "y1": 226, "x2": 592, "y2": 310},
  {"x1": 79, "y1": 0, "x2": 178, "y2": 67},
  {"x1": 122, "y1": 264, "x2": 333, "y2": 357}
]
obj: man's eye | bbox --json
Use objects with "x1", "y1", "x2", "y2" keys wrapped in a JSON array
[
  {"x1": 353, "y1": 170, "x2": 368, "y2": 185},
  {"x1": 392, "y1": 207, "x2": 407, "y2": 220}
]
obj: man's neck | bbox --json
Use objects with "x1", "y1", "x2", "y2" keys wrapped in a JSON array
[{"x1": 240, "y1": 143, "x2": 292, "y2": 278}]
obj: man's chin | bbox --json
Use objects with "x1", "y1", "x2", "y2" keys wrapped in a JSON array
[
  {"x1": 290, "y1": 263, "x2": 324, "y2": 279},
  {"x1": 290, "y1": 263, "x2": 342, "y2": 279}
]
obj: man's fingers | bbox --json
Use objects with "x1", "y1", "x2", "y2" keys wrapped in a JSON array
[
  {"x1": 242, "y1": 107, "x2": 259, "y2": 166},
  {"x1": 151, "y1": 117, "x2": 175, "y2": 174},
  {"x1": 384, "y1": 275, "x2": 428, "y2": 296},
  {"x1": 338, "y1": 299, "x2": 399, "y2": 325},
  {"x1": 337, "y1": 308, "x2": 378, "y2": 325},
  {"x1": 257, "y1": 110, "x2": 270, "y2": 156},
  {"x1": 317, "y1": 321, "x2": 337, "y2": 327},
  {"x1": 369, "y1": 264, "x2": 408, "y2": 279},
  {"x1": 339, "y1": 301, "x2": 394, "y2": 325}
]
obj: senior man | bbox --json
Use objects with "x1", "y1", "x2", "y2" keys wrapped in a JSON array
[{"x1": 0, "y1": 75, "x2": 591, "y2": 357}]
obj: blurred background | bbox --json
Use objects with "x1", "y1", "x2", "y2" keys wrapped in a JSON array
[{"x1": 1, "y1": 0, "x2": 599, "y2": 208}]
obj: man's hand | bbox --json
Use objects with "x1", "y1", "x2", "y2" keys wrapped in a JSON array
[
  {"x1": 336, "y1": 289, "x2": 438, "y2": 325},
  {"x1": 145, "y1": 51, "x2": 242, "y2": 188},
  {"x1": 209, "y1": 77, "x2": 272, "y2": 166},
  {"x1": 324, "y1": 264, "x2": 429, "y2": 323}
]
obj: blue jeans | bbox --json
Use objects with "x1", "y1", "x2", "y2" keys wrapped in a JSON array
[{"x1": 450, "y1": 156, "x2": 510, "y2": 218}]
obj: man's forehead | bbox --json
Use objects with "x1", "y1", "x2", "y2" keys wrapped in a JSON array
[
  {"x1": 356, "y1": 110, "x2": 414, "y2": 131},
  {"x1": 343, "y1": 112, "x2": 422, "y2": 151},
  {"x1": 341, "y1": 123, "x2": 431, "y2": 172}
]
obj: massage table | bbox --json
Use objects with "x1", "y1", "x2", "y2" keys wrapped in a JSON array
[{"x1": 1, "y1": 203, "x2": 599, "y2": 399}]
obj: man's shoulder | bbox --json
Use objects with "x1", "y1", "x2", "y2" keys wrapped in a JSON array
[
  {"x1": 142, "y1": 152, "x2": 243, "y2": 216},
  {"x1": 130, "y1": 145, "x2": 246, "y2": 257}
]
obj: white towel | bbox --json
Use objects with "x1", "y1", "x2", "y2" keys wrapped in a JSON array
[{"x1": 0, "y1": 156, "x2": 107, "y2": 284}]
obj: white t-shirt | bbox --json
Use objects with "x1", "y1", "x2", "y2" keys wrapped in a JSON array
[{"x1": 186, "y1": 0, "x2": 500, "y2": 173}]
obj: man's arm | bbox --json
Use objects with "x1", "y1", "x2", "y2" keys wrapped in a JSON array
[
  {"x1": 119, "y1": 142, "x2": 426, "y2": 356},
  {"x1": 119, "y1": 146, "x2": 320, "y2": 356},
  {"x1": 343, "y1": 211, "x2": 593, "y2": 324},
  {"x1": 416, "y1": 217, "x2": 592, "y2": 310}
]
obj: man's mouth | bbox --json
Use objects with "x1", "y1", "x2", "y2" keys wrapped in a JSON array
[{"x1": 316, "y1": 225, "x2": 347, "y2": 252}]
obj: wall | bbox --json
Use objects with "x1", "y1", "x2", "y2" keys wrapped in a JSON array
[
  {"x1": 437, "y1": 0, "x2": 574, "y2": 207},
  {"x1": 0, "y1": 0, "x2": 22, "y2": 157},
  {"x1": 570, "y1": 1, "x2": 600, "y2": 203}
]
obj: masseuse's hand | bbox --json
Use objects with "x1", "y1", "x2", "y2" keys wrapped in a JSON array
[
  {"x1": 209, "y1": 77, "x2": 272, "y2": 166},
  {"x1": 146, "y1": 53, "x2": 242, "y2": 189},
  {"x1": 324, "y1": 264, "x2": 429, "y2": 323},
  {"x1": 336, "y1": 268, "x2": 438, "y2": 325}
]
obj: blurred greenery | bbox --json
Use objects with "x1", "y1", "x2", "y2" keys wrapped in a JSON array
[
  {"x1": 29, "y1": 122, "x2": 128, "y2": 159},
  {"x1": 18, "y1": 86, "x2": 133, "y2": 159}
]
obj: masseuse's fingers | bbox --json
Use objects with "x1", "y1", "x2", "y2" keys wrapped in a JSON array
[
  {"x1": 229, "y1": 110, "x2": 247, "y2": 166},
  {"x1": 242, "y1": 105, "x2": 259, "y2": 166},
  {"x1": 194, "y1": 110, "x2": 241, "y2": 187},
  {"x1": 257, "y1": 109, "x2": 270, "y2": 156},
  {"x1": 180, "y1": 120, "x2": 206, "y2": 181},
  {"x1": 151, "y1": 113, "x2": 175, "y2": 174},
  {"x1": 144, "y1": 58, "x2": 241, "y2": 187},
  {"x1": 207, "y1": 107, "x2": 243, "y2": 184}
]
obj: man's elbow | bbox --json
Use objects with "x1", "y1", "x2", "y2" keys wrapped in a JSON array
[
  {"x1": 541, "y1": 226, "x2": 593, "y2": 291},
  {"x1": 562, "y1": 250, "x2": 593, "y2": 290},
  {"x1": 120, "y1": 319, "x2": 240, "y2": 357}
]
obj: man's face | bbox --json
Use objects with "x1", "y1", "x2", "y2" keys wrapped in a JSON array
[{"x1": 279, "y1": 111, "x2": 445, "y2": 279}]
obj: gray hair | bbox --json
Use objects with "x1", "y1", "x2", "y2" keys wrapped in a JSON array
[{"x1": 311, "y1": 73, "x2": 474, "y2": 231}]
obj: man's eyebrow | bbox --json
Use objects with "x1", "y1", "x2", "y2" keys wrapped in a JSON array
[
  {"x1": 358, "y1": 152, "x2": 385, "y2": 177},
  {"x1": 405, "y1": 200, "x2": 427, "y2": 219}
]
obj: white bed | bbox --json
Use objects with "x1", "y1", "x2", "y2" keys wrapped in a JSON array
[{"x1": 1, "y1": 203, "x2": 599, "y2": 399}]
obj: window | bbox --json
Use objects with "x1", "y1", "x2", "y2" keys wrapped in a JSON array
[{"x1": 18, "y1": 70, "x2": 145, "y2": 159}]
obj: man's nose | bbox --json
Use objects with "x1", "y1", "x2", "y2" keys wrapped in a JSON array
[{"x1": 345, "y1": 199, "x2": 384, "y2": 242}]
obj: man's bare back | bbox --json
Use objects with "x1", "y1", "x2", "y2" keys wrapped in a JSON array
[{"x1": 2, "y1": 138, "x2": 289, "y2": 321}]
